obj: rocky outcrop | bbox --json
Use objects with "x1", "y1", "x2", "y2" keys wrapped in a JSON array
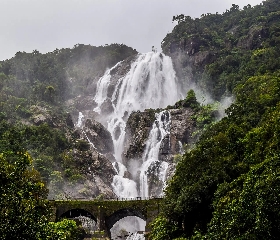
[
  {"x1": 75, "y1": 118, "x2": 115, "y2": 162},
  {"x1": 168, "y1": 108, "x2": 196, "y2": 156},
  {"x1": 122, "y1": 110, "x2": 156, "y2": 164},
  {"x1": 51, "y1": 148, "x2": 117, "y2": 199},
  {"x1": 237, "y1": 25, "x2": 268, "y2": 50},
  {"x1": 65, "y1": 95, "x2": 97, "y2": 113},
  {"x1": 121, "y1": 106, "x2": 197, "y2": 197},
  {"x1": 30, "y1": 105, "x2": 55, "y2": 126},
  {"x1": 29, "y1": 105, "x2": 74, "y2": 129},
  {"x1": 123, "y1": 107, "x2": 196, "y2": 165}
]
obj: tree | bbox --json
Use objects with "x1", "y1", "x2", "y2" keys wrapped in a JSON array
[
  {"x1": 45, "y1": 85, "x2": 55, "y2": 102},
  {"x1": 148, "y1": 215, "x2": 178, "y2": 240},
  {"x1": 0, "y1": 150, "x2": 50, "y2": 239},
  {"x1": 46, "y1": 219, "x2": 85, "y2": 240},
  {"x1": 207, "y1": 157, "x2": 280, "y2": 239}
]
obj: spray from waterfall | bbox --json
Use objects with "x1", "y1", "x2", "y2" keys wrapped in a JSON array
[
  {"x1": 79, "y1": 51, "x2": 185, "y2": 238},
  {"x1": 93, "y1": 52, "x2": 184, "y2": 199}
]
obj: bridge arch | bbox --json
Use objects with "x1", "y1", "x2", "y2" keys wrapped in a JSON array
[
  {"x1": 105, "y1": 208, "x2": 146, "y2": 233},
  {"x1": 59, "y1": 208, "x2": 97, "y2": 223}
]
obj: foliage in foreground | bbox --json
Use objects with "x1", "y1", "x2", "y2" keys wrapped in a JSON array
[
  {"x1": 0, "y1": 149, "x2": 82, "y2": 239},
  {"x1": 150, "y1": 72, "x2": 280, "y2": 239},
  {"x1": 150, "y1": 0, "x2": 280, "y2": 238},
  {"x1": 46, "y1": 219, "x2": 85, "y2": 240},
  {"x1": 0, "y1": 150, "x2": 49, "y2": 239},
  {"x1": 148, "y1": 215, "x2": 178, "y2": 240}
]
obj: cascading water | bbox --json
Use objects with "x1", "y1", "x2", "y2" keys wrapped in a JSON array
[
  {"x1": 73, "y1": 216, "x2": 97, "y2": 234},
  {"x1": 107, "y1": 52, "x2": 180, "y2": 163},
  {"x1": 93, "y1": 61, "x2": 122, "y2": 114},
  {"x1": 76, "y1": 111, "x2": 96, "y2": 149},
  {"x1": 92, "y1": 51, "x2": 184, "y2": 238},
  {"x1": 110, "y1": 216, "x2": 145, "y2": 240},
  {"x1": 93, "y1": 51, "x2": 182, "y2": 198},
  {"x1": 112, "y1": 162, "x2": 138, "y2": 198},
  {"x1": 126, "y1": 233, "x2": 145, "y2": 240},
  {"x1": 140, "y1": 110, "x2": 170, "y2": 198},
  {"x1": 76, "y1": 111, "x2": 84, "y2": 128}
]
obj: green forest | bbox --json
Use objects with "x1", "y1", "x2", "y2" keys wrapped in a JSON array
[
  {"x1": 150, "y1": 0, "x2": 280, "y2": 239},
  {"x1": 0, "y1": 44, "x2": 137, "y2": 239},
  {"x1": 1, "y1": 0, "x2": 280, "y2": 239}
]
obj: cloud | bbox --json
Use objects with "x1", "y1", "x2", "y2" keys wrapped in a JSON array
[{"x1": 1, "y1": 0, "x2": 263, "y2": 60}]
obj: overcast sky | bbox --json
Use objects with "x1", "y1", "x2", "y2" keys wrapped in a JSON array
[{"x1": 1, "y1": 0, "x2": 264, "y2": 61}]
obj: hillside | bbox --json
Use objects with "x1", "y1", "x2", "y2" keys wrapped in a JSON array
[
  {"x1": 149, "y1": 0, "x2": 280, "y2": 239},
  {"x1": 163, "y1": 0, "x2": 280, "y2": 100},
  {"x1": 0, "y1": 44, "x2": 137, "y2": 198},
  {"x1": 0, "y1": 0, "x2": 280, "y2": 239}
]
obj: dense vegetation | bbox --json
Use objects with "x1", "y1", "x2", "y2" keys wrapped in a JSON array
[
  {"x1": 0, "y1": 44, "x2": 137, "y2": 239},
  {"x1": 163, "y1": 0, "x2": 280, "y2": 100},
  {"x1": 0, "y1": 43, "x2": 136, "y2": 103},
  {"x1": 0, "y1": 43, "x2": 136, "y2": 183},
  {"x1": 0, "y1": 134, "x2": 84, "y2": 239},
  {"x1": 149, "y1": 0, "x2": 280, "y2": 239},
  {"x1": 1, "y1": 0, "x2": 280, "y2": 238}
]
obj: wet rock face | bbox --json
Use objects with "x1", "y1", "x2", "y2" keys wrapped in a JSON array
[
  {"x1": 69, "y1": 148, "x2": 115, "y2": 184},
  {"x1": 123, "y1": 107, "x2": 196, "y2": 165},
  {"x1": 47, "y1": 147, "x2": 117, "y2": 200},
  {"x1": 64, "y1": 148, "x2": 116, "y2": 199},
  {"x1": 83, "y1": 118, "x2": 114, "y2": 155},
  {"x1": 157, "y1": 108, "x2": 196, "y2": 163},
  {"x1": 122, "y1": 110, "x2": 156, "y2": 164},
  {"x1": 169, "y1": 108, "x2": 196, "y2": 154},
  {"x1": 100, "y1": 99, "x2": 114, "y2": 115}
]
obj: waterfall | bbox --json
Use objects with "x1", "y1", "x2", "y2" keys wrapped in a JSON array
[
  {"x1": 92, "y1": 51, "x2": 182, "y2": 200},
  {"x1": 105, "y1": 52, "x2": 180, "y2": 163},
  {"x1": 73, "y1": 216, "x2": 97, "y2": 233},
  {"x1": 139, "y1": 110, "x2": 170, "y2": 198},
  {"x1": 93, "y1": 61, "x2": 122, "y2": 114},
  {"x1": 110, "y1": 216, "x2": 145, "y2": 240},
  {"x1": 76, "y1": 111, "x2": 84, "y2": 128},
  {"x1": 112, "y1": 162, "x2": 138, "y2": 198},
  {"x1": 126, "y1": 233, "x2": 145, "y2": 240},
  {"x1": 89, "y1": 52, "x2": 182, "y2": 238}
]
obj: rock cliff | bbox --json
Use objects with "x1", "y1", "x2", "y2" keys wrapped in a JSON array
[
  {"x1": 123, "y1": 107, "x2": 196, "y2": 165},
  {"x1": 121, "y1": 105, "x2": 197, "y2": 196}
]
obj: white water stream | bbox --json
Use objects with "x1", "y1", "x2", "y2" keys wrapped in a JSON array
[
  {"x1": 91, "y1": 51, "x2": 184, "y2": 238},
  {"x1": 94, "y1": 61, "x2": 122, "y2": 114},
  {"x1": 93, "y1": 52, "x2": 181, "y2": 196},
  {"x1": 111, "y1": 216, "x2": 145, "y2": 240},
  {"x1": 140, "y1": 110, "x2": 170, "y2": 198}
]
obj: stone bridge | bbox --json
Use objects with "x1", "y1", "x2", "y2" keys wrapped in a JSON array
[{"x1": 50, "y1": 198, "x2": 163, "y2": 237}]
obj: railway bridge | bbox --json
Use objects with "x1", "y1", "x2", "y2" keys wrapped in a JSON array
[{"x1": 50, "y1": 197, "x2": 163, "y2": 237}]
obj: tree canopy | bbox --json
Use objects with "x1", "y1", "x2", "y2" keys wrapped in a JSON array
[{"x1": 150, "y1": 0, "x2": 280, "y2": 239}]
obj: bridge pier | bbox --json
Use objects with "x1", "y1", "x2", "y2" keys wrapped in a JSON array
[{"x1": 97, "y1": 206, "x2": 106, "y2": 232}]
